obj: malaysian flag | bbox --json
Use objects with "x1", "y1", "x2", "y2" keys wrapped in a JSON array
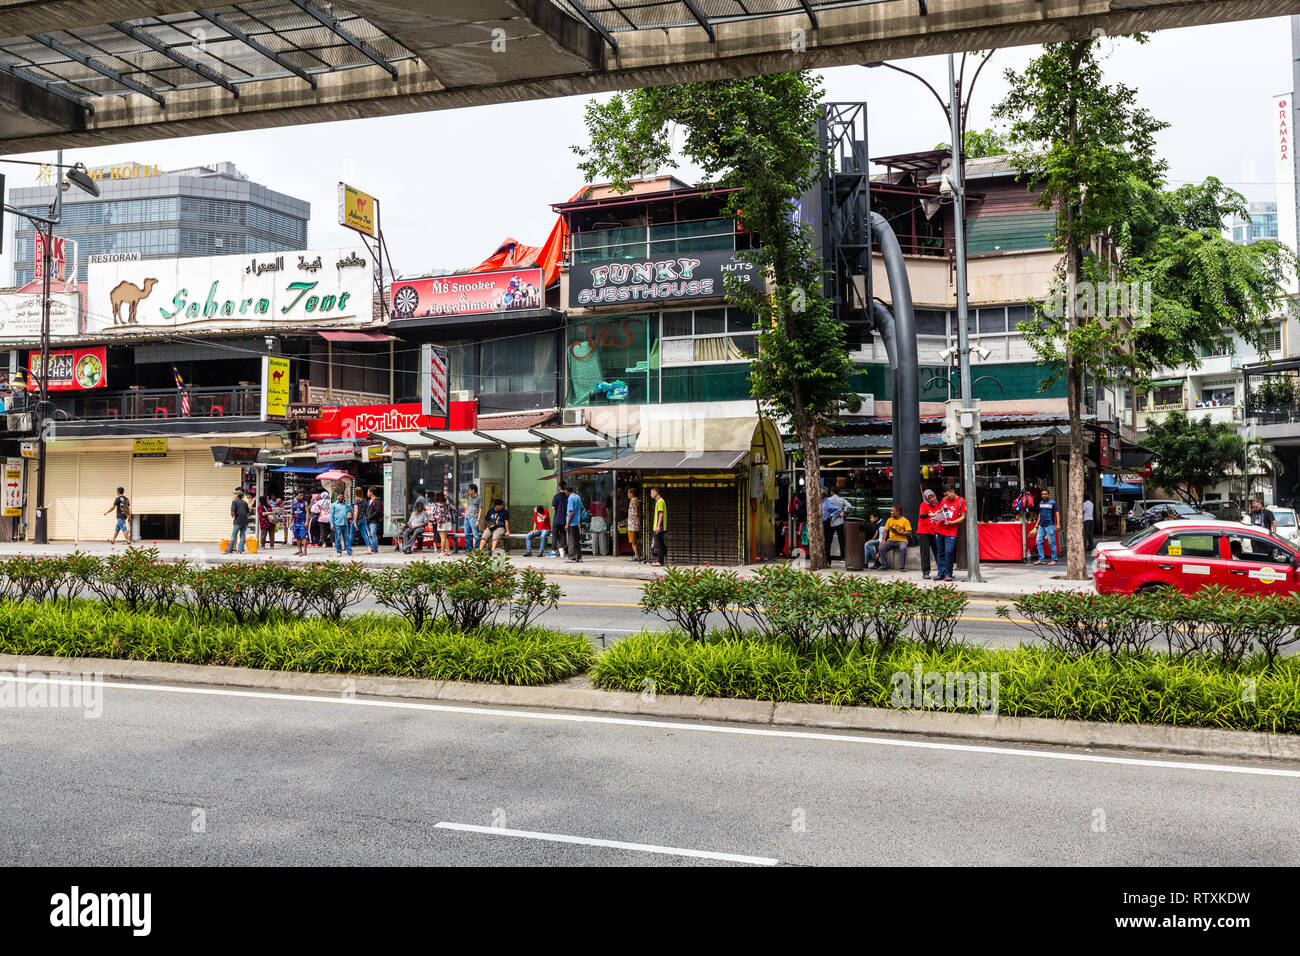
[{"x1": 173, "y1": 366, "x2": 191, "y2": 416}]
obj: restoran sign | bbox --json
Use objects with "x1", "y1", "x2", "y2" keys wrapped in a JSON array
[
  {"x1": 86, "y1": 248, "x2": 374, "y2": 335},
  {"x1": 568, "y1": 250, "x2": 758, "y2": 308}
]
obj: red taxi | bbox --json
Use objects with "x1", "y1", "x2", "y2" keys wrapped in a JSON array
[{"x1": 1093, "y1": 519, "x2": 1300, "y2": 596}]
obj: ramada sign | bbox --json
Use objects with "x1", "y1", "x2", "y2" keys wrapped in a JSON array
[{"x1": 307, "y1": 403, "x2": 446, "y2": 440}]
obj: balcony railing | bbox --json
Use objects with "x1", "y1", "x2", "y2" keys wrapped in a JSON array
[
  {"x1": 47, "y1": 385, "x2": 266, "y2": 422},
  {"x1": 1250, "y1": 401, "x2": 1300, "y2": 427}
]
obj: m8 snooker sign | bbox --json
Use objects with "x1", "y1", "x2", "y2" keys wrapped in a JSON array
[{"x1": 86, "y1": 247, "x2": 374, "y2": 335}]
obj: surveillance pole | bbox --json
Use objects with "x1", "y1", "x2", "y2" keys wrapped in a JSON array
[{"x1": 948, "y1": 55, "x2": 983, "y2": 582}]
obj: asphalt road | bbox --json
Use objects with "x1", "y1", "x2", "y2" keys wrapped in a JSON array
[{"x1": 3, "y1": 677, "x2": 1297, "y2": 865}]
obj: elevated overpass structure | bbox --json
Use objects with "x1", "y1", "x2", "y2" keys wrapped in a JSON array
[{"x1": 0, "y1": 0, "x2": 1296, "y2": 153}]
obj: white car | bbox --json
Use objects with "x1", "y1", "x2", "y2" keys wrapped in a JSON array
[{"x1": 1268, "y1": 507, "x2": 1299, "y2": 545}]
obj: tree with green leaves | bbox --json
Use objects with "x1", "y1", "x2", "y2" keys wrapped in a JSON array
[
  {"x1": 1143, "y1": 411, "x2": 1248, "y2": 506},
  {"x1": 934, "y1": 127, "x2": 1014, "y2": 158},
  {"x1": 573, "y1": 74, "x2": 854, "y2": 570},
  {"x1": 1121, "y1": 176, "x2": 1295, "y2": 367},
  {"x1": 995, "y1": 37, "x2": 1168, "y2": 580}
]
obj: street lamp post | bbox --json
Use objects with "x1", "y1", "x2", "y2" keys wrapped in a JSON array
[
  {"x1": 865, "y1": 52, "x2": 992, "y2": 582},
  {"x1": 2, "y1": 152, "x2": 99, "y2": 543}
]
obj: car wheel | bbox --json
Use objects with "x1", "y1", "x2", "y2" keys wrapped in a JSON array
[{"x1": 1137, "y1": 581, "x2": 1172, "y2": 595}]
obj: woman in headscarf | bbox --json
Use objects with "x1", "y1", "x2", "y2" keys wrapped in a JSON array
[{"x1": 917, "y1": 488, "x2": 940, "y2": 580}]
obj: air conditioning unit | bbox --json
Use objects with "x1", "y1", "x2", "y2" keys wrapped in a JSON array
[
  {"x1": 841, "y1": 393, "x2": 875, "y2": 417},
  {"x1": 561, "y1": 408, "x2": 585, "y2": 427},
  {"x1": 6, "y1": 412, "x2": 33, "y2": 432}
]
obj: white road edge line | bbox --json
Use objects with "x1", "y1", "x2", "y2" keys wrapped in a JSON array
[
  {"x1": 434, "y1": 821, "x2": 778, "y2": 865},
  {"x1": 5, "y1": 675, "x2": 1300, "y2": 780}
]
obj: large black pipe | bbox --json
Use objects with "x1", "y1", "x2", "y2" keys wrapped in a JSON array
[{"x1": 869, "y1": 212, "x2": 920, "y2": 533}]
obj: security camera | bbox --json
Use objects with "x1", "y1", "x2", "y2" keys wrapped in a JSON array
[
  {"x1": 939, "y1": 345, "x2": 958, "y2": 362},
  {"x1": 974, "y1": 344, "x2": 992, "y2": 361}
]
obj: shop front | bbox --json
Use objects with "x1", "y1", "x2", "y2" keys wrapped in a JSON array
[
  {"x1": 27, "y1": 431, "x2": 287, "y2": 543},
  {"x1": 371, "y1": 425, "x2": 608, "y2": 545},
  {"x1": 585, "y1": 416, "x2": 784, "y2": 566}
]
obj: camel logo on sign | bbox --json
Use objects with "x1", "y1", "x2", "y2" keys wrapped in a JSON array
[{"x1": 109, "y1": 278, "x2": 158, "y2": 325}]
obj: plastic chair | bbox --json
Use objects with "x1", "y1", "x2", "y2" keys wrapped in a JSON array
[
  {"x1": 209, "y1": 405, "x2": 224, "y2": 417},
  {"x1": 153, "y1": 407, "x2": 168, "y2": 418}
]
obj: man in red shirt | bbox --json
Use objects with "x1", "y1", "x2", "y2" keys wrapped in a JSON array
[{"x1": 933, "y1": 486, "x2": 966, "y2": 582}]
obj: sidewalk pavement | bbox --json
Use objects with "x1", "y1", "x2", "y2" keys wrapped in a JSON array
[{"x1": 0, "y1": 538, "x2": 1094, "y2": 599}]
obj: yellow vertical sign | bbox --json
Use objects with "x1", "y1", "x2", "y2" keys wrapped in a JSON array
[
  {"x1": 262, "y1": 356, "x2": 291, "y2": 421},
  {"x1": 338, "y1": 182, "x2": 378, "y2": 238}
]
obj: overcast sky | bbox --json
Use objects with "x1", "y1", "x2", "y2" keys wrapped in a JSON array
[{"x1": 2, "y1": 16, "x2": 1292, "y2": 278}]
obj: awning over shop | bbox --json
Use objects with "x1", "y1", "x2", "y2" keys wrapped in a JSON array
[
  {"x1": 370, "y1": 430, "x2": 441, "y2": 449},
  {"x1": 1148, "y1": 378, "x2": 1184, "y2": 387},
  {"x1": 1102, "y1": 474, "x2": 1143, "y2": 494},
  {"x1": 581, "y1": 416, "x2": 784, "y2": 473},
  {"x1": 587, "y1": 450, "x2": 749, "y2": 472},
  {"x1": 317, "y1": 330, "x2": 397, "y2": 343},
  {"x1": 272, "y1": 465, "x2": 334, "y2": 474},
  {"x1": 475, "y1": 429, "x2": 551, "y2": 446},
  {"x1": 420, "y1": 429, "x2": 498, "y2": 448},
  {"x1": 529, "y1": 426, "x2": 606, "y2": 445}
]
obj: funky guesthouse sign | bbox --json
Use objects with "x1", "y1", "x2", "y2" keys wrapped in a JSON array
[
  {"x1": 86, "y1": 248, "x2": 374, "y2": 335},
  {"x1": 568, "y1": 250, "x2": 758, "y2": 308}
]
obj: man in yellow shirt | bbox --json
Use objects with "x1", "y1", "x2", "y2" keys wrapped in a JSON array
[{"x1": 877, "y1": 504, "x2": 913, "y2": 571}]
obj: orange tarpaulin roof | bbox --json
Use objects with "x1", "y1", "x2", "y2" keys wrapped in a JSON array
[{"x1": 470, "y1": 186, "x2": 588, "y2": 288}]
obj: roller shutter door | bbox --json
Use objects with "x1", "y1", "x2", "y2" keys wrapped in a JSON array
[
  {"x1": 36, "y1": 454, "x2": 80, "y2": 542},
  {"x1": 77, "y1": 453, "x2": 132, "y2": 541},
  {"x1": 130, "y1": 454, "x2": 185, "y2": 515},
  {"x1": 653, "y1": 479, "x2": 743, "y2": 566},
  {"x1": 183, "y1": 451, "x2": 235, "y2": 544}
]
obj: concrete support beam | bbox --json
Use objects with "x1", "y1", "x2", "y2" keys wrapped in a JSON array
[{"x1": 0, "y1": 0, "x2": 1298, "y2": 152}]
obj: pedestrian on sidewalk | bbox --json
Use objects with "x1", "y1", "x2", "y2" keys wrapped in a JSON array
[
  {"x1": 330, "y1": 493, "x2": 353, "y2": 556},
  {"x1": 463, "y1": 484, "x2": 482, "y2": 552},
  {"x1": 933, "y1": 486, "x2": 966, "y2": 581},
  {"x1": 650, "y1": 487, "x2": 667, "y2": 567},
  {"x1": 625, "y1": 486, "x2": 641, "y2": 561},
  {"x1": 258, "y1": 495, "x2": 276, "y2": 550},
  {"x1": 1082, "y1": 492, "x2": 1095, "y2": 553},
  {"x1": 104, "y1": 486, "x2": 131, "y2": 544},
  {"x1": 1035, "y1": 491, "x2": 1060, "y2": 564},
  {"x1": 589, "y1": 497, "x2": 611, "y2": 555},
  {"x1": 291, "y1": 491, "x2": 309, "y2": 556},
  {"x1": 566, "y1": 486, "x2": 586, "y2": 563},
  {"x1": 551, "y1": 483, "x2": 569, "y2": 558},
  {"x1": 878, "y1": 505, "x2": 912, "y2": 571},
  {"x1": 308, "y1": 491, "x2": 325, "y2": 547},
  {"x1": 225, "y1": 489, "x2": 250, "y2": 554},
  {"x1": 365, "y1": 487, "x2": 383, "y2": 554},
  {"x1": 432, "y1": 492, "x2": 455, "y2": 556},
  {"x1": 821, "y1": 486, "x2": 849, "y2": 564},
  {"x1": 524, "y1": 505, "x2": 549, "y2": 556},
  {"x1": 917, "y1": 489, "x2": 938, "y2": 579}
]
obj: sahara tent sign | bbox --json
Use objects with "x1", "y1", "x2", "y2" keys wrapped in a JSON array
[{"x1": 86, "y1": 248, "x2": 374, "y2": 334}]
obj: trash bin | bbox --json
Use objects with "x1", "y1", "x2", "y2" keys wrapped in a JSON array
[{"x1": 843, "y1": 518, "x2": 866, "y2": 571}]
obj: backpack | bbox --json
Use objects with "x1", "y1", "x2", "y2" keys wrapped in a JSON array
[{"x1": 1013, "y1": 492, "x2": 1033, "y2": 514}]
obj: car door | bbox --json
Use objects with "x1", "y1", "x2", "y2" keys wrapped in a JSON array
[
  {"x1": 1222, "y1": 531, "x2": 1300, "y2": 595},
  {"x1": 1152, "y1": 530, "x2": 1222, "y2": 593}
]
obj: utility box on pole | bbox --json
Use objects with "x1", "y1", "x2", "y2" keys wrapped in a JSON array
[{"x1": 944, "y1": 398, "x2": 981, "y2": 446}]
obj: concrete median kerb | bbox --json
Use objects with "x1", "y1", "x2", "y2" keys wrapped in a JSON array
[{"x1": 3, "y1": 652, "x2": 1295, "y2": 764}]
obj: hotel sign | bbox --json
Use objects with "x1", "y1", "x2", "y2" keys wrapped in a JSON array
[
  {"x1": 87, "y1": 163, "x2": 162, "y2": 181},
  {"x1": 568, "y1": 251, "x2": 759, "y2": 308}
]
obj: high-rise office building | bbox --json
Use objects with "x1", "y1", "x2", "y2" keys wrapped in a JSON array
[
  {"x1": 8, "y1": 160, "x2": 309, "y2": 285},
  {"x1": 1227, "y1": 199, "x2": 1279, "y2": 245}
]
